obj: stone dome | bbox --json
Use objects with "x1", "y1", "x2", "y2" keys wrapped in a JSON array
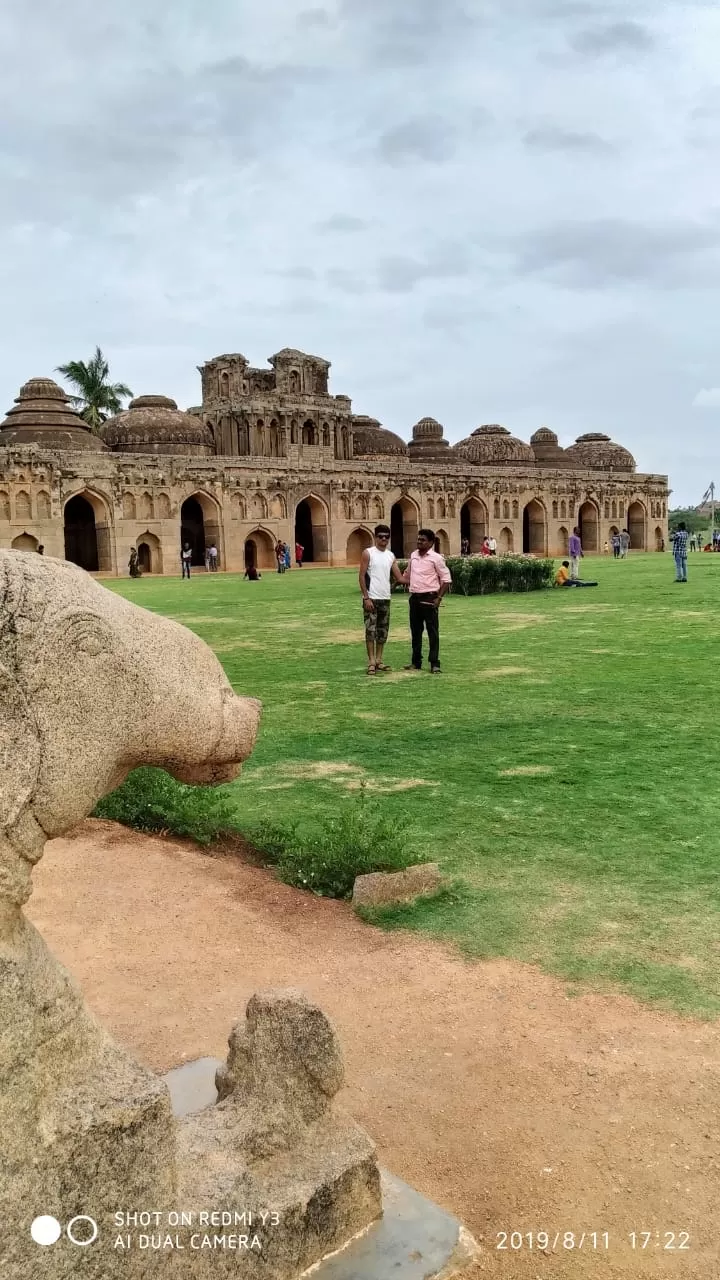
[
  {"x1": 564, "y1": 432, "x2": 635, "y2": 472},
  {"x1": 101, "y1": 395, "x2": 214, "y2": 456},
  {"x1": 453, "y1": 424, "x2": 535, "y2": 466},
  {"x1": 408, "y1": 416, "x2": 451, "y2": 461},
  {"x1": 530, "y1": 426, "x2": 568, "y2": 467},
  {"x1": 0, "y1": 377, "x2": 107, "y2": 452},
  {"x1": 351, "y1": 415, "x2": 408, "y2": 457}
]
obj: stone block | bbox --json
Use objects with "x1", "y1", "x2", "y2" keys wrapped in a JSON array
[{"x1": 352, "y1": 863, "x2": 443, "y2": 909}]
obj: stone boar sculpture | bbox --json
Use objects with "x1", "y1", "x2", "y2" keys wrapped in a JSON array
[{"x1": 0, "y1": 552, "x2": 380, "y2": 1280}]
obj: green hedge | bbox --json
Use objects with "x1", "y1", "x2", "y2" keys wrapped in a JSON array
[{"x1": 393, "y1": 554, "x2": 554, "y2": 595}]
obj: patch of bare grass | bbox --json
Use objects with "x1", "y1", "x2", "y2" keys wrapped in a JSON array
[
  {"x1": 475, "y1": 666, "x2": 533, "y2": 679},
  {"x1": 498, "y1": 765, "x2": 554, "y2": 777}
]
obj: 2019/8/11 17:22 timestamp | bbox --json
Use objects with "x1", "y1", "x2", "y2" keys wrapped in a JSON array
[
  {"x1": 630, "y1": 1232, "x2": 691, "y2": 1250},
  {"x1": 495, "y1": 1231, "x2": 691, "y2": 1252}
]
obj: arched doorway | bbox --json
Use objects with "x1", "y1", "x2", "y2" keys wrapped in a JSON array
[
  {"x1": 655, "y1": 526, "x2": 664, "y2": 551},
  {"x1": 578, "y1": 500, "x2": 599, "y2": 552},
  {"x1": 499, "y1": 526, "x2": 513, "y2": 553},
  {"x1": 346, "y1": 527, "x2": 373, "y2": 564},
  {"x1": 556, "y1": 525, "x2": 569, "y2": 556},
  {"x1": 244, "y1": 528, "x2": 276, "y2": 570},
  {"x1": 137, "y1": 531, "x2": 162, "y2": 574},
  {"x1": 390, "y1": 496, "x2": 419, "y2": 558},
  {"x1": 181, "y1": 492, "x2": 222, "y2": 567},
  {"x1": 294, "y1": 495, "x2": 329, "y2": 563},
  {"x1": 11, "y1": 533, "x2": 39, "y2": 552},
  {"x1": 522, "y1": 500, "x2": 546, "y2": 555},
  {"x1": 181, "y1": 497, "x2": 205, "y2": 566},
  {"x1": 64, "y1": 493, "x2": 100, "y2": 571},
  {"x1": 628, "y1": 501, "x2": 646, "y2": 550},
  {"x1": 460, "y1": 497, "x2": 487, "y2": 553},
  {"x1": 434, "y1": 529, "x2": 449, "y2": 555}
]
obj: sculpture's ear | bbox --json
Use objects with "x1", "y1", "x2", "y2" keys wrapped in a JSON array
[{"x1": 0, "y1": 663, "x2": 41, "y2": 830}]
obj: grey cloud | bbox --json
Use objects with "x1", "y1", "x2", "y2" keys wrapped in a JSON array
[
  {"x1": 339, "y1": 0, "x2": 480, "y2": 67},
  {"x1": 569, "y1": 20, "x2": 656, "y2": 56},
  {"x1": 317, "y1": 214, "x2": 369, "y2": 232},
  {"x1": 516, "y1": 218, "x2": 720, "y2": 288},
  {"x1": 297, "y1": 8, "x2": 334, "y2": 28},
  {"x1": 377, "y1": 243, "x2": 471, "y2": 294},
  {"x1": 523, "y1": 127, "x2": 615, "y2": 154},
  {"x1": 273, "y1": 267, "x2": 317, "y2": 280},
  {"x1": 326, "y1": 268, "x2": 367, "y2": 294},
  {"x1": 376, "y1": 116, "x2": 457, "y2": 165}
]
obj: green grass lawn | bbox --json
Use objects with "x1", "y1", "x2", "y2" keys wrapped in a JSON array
[{"x1": 108, "y1": 554, "x2": 720, "y2": 1017}]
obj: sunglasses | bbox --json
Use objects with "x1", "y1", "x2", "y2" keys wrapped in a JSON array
[{"x1": 376, "y1": 534, "x2": 390, "y2": 539}]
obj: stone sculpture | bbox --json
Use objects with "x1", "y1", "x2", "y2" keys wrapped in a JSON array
[{"x1": 0, "y1": 551, "x2": 381, "y2": 1279}]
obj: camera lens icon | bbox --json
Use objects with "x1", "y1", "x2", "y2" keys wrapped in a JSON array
[{"x1": 31, "y1": 1215, "x2": 98, "y2": 1247}]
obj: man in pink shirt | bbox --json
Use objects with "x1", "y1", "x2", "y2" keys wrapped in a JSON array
[{"x1": 402, "y1": 528, "x2": 452, "y2": 674}]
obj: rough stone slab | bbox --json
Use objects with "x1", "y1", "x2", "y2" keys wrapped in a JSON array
[
  {"x1": 163, "y1": 1061, "x2": 480, "y2": 1280},
  {"x1": 302, "y1": 1172, "x2": 479, "y2": 1280},
  {"x1": 352, "y1": 863, "x2": 443, "y2": 909}
]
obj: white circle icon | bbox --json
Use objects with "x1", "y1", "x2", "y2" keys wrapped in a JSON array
[
  {"x1": 30, "y1": 1216, "x2": 62, "y2": 1246},
  {"x1": 66, "y1": 1216, "x2": 99, "y2": 1246}
]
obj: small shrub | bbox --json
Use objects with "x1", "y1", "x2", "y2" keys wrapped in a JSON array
[
  {"x1": 93, "y1": 766, "x2": 239, "y2": 846},
  {"x1": 393, "y1": 555, "x2": 553, "y2": 595},
  {"x1": 249, "y1": 787, "x2": 424, "y2": 899}
]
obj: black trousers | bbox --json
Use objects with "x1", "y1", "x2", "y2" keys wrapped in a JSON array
[{"x1": 409, "y1": 593, "x2": 440, "y2": 667}]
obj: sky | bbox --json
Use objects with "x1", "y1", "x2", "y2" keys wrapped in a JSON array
[{"x1": 1, "y1": 1, "x2": 719, "y2": 505}]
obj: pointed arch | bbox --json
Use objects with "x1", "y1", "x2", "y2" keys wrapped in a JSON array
[
  {"x1": 345, "y1": 527, "x2": 373, "y2": 564},
  {"x1": 294, "y1": 493, "x2": 330, "y2": 563},
  {"x1": 63, "y1": 487, "x2": 114, "y2": 572},
  {"x1": 36, "y1": 490, "x2": 51, "y2": 520},
  {"x1": 122, "y1": 492, "x2": 136, "y2": 520},
  {"x1": 578, "y1": 499, "x2": 599, "y2": 552},
  {"x1": 11, "y1": 532, "x2": 39, "y2": 552},
  {"x1": 390, "y1": 493, "x2": 420, "y2": 558},
  {"x1": 138, "y1": 490, "x2": 154, "y2": 521},
  {"x1": 136, "y1": 530, "x2": 163, "y2": 574},
  {"x1": 460, "y1": 496, "x2": 488, "y2": 553},
  {"x1": 244, "y1": 526, "x2": 276, "y2": 570},
  {"x1": 628, "y1": 500, "x2": 646, "y2": 550},
  {"x1": 15, "y1": 490, "x2": 31, "y2": 520},
  {"x1": 523, "y1": 498, "x2": 547, "y2": 555}
]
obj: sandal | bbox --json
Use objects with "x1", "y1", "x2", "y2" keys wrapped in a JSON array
[
  {"x1": 375, "y1": 664, "x2": 391, "y2": 672},
  {"x1": 367, "y1": 664, "x2": 377, "y2": 675}
]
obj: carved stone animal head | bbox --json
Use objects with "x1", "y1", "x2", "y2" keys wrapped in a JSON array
[{"x1": 0, "y1": 551, "x2": 260, "y2": 909}]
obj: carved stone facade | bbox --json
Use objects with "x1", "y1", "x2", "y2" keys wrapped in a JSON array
[{"x1": 0, "y1": 349, "x2": 669, "y2": 574}]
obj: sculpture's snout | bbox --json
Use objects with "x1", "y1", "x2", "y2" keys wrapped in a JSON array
[{"x1": 168, "y1": 692, "x2": 261, "y2": 785}]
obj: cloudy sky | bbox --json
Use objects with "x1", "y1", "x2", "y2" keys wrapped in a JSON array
[{"x1": 2, "y1": 0, "x2": 719, "y2": 504}]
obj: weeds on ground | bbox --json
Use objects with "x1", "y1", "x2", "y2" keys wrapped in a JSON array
[
  {"x1": 249, "y1": 786, "x2": 424, "y2": 898},
  {"x1": 93, "y1": 766, "x2": 239, "y2": 846}
]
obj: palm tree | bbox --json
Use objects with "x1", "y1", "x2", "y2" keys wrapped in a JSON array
[{"x1": 56, "y1": 347, "x2": 132, "y2": 432}]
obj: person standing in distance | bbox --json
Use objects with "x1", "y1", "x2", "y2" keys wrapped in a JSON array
[
  {"x1": 671, "y1": 521, "x2": 689, "y2": 582},
  {"x1": 568, "y1": 526, "x2": 583, "y2": 580},
  {"x1": 359, "y1": 525, "x2": 404, "y2": 674},
  {"x1": 402, "y1": 529, "x2": 452, "y2": 674},
  {"x1": 181, "y1": 542, "x2": 192, "y2": 579}
]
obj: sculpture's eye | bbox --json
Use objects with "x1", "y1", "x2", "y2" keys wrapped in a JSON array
[{"x1": 52, "y1": 612, "x2": 112, "y2": 659}]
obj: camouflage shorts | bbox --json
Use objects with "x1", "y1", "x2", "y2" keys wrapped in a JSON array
[{"x1": 364, "y1": 599, "x2": 391, "y2": 644}]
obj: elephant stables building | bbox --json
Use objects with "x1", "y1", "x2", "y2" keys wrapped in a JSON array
[{"x1": 0, "y1": 347, "x2": 669, "y2": 575}]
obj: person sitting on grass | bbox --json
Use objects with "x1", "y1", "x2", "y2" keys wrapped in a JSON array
[{"x1": 555, "y1": 560, "x2": 598, "y2": 588}]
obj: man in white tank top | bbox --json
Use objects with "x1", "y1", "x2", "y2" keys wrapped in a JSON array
[{"x1": 359, "y1": 524, "x2": 405, "y2": 674}]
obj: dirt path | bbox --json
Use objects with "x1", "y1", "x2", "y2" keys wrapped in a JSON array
[{"x1": 29, "y1": 820, "x2": 719, "y2": 1278}]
